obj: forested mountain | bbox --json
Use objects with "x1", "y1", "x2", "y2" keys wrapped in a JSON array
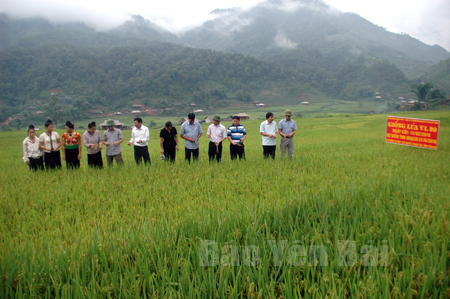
[
  {"x1": 0, "y1": 42, "x2": 316, "y2": 121},
  {"x1": 181, "y1": 0, "x2": 450, "y2": 79},
  {"x1": 419, "y1": 58, "x2": 450, "y2": 93},
  {"x1": 0, "y1": 40, "x2": 410, "y2": 122},
  {"x1": 1, "y1": 0, "x2": 447, "y2": 123}
]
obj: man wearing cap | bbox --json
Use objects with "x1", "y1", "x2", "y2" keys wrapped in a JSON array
[
  {"x1": 127, "y1": 117, "x2": 151, "y2": 165},
  {"x1": 103, "y1": 119, "x2": 124, "y2": 166},
  {"x1": 180, "y1": 113, "x2": 203, "y2": 163},
  {"x1": 278, "y1": 109, "x2": 297, "y2": 158},
  {"x1": 206, "y1": 115, "x2": 227, "y2": 162},
  {"x1": 227, "y1": 116, "x2": 247, "y2": 160}
]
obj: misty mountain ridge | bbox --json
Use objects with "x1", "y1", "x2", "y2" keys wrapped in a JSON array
[
  {"x1": 0, "y1": 0, "x2": 449, "y2": 120},
  {"x1": 1, "y1": 0, "x2": 449, "y2": 75},
  {"x1": 180, "y1": 0, "x2": 449, "y2": 79},
  {"x1": 0, "y1": 13, "x2": 177, "y2": 49},
  {"x1": 108, "y1": 15, "x2": 178, "y2": 43}
]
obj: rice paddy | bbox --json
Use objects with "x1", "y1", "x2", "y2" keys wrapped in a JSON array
[{"x1": 0, "y1": 111, "x2": 449, "y2": 298}]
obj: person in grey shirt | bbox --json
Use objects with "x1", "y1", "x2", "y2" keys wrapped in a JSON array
[
  {"x1": 180, "y1": 113, "x2": 203, "y2": 163},
  {"x1": 103, "y1": 119, "x2": 124, "y2": 166},
  {"x1": 278, "y1": 109, "x2": 297, "y2": 158}
]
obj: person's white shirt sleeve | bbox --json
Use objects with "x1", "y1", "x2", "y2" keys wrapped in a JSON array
[
  {"x1": 23, "y1": 139, "x2": 29, "y2": 163},
  {"x1": 143, "y1": 127, "x2": 150, "y2": 142},
  {"x1": 129, "y1": 129, "x2": 135, "y2": 144},
  {"x1": 221, "y1": 126, "x2": 227, "y2": 138},
  {"x1": 207, "y1": 125, "x2": 212, "y2": 139}
]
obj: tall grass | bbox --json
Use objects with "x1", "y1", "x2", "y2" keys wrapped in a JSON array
[{"x1": 0, "y1": 111, "x2": 449, "y2": 298}]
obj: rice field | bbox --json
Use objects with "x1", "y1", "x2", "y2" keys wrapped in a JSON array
[{"x1": 0, "y1": 110, "x2": 449, "y2": 298}]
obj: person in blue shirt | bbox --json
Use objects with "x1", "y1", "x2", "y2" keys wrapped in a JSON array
[{"x1": 180, "y1": 113, "x2": 203, "y2": 163}]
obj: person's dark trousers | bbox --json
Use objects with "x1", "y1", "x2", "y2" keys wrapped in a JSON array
[
  {"x1": 263, "y1": 145, "x2": 276, "y2": 159},
  {"x1": 29, "y1": 156, "x2": 44, "y2": 171},
  {"x1": 208, "y1": 141, "x2": 222, "y2": 162},
  {"x1": 88, "y1": 152, "x2": 103, "y2": 168},
  {"x1": 230, "y1": 143, "x2": 245, "y2": 160},
  {"x1": 164, "y1": 146, "x2": 176, "y2": 163},
  {"x1": 185, "y1": 147, "x2": 199, "y2": 164},
  {"x1": 44, "y1": 151, "x2": 62, "y2": 170},
  {"x1": 65, "y1": 148, "x2": 80, "y2": 169},
  {"x1": 134, "y1": 145, "x2": 151, "y2": 165}
]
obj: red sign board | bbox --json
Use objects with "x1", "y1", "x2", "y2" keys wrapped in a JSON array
[{"x1": 386, "y1": 116, "x2": 440, "y2": 150}]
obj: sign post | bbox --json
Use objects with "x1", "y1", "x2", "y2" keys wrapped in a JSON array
[{"x1": 386, "y1": 116, "x2": 440, "y2": 150}]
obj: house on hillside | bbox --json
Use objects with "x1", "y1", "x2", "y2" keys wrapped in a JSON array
[
  {"x1": 407, "y1": 100, "x2": 418, "y2": 107},
  {"x1": 256, "y1": 103, "x2": 265, "y2": 107},
  {"x1": 131, "y1": 105, "x2": 142, "y2": 109},
  {"x1": 234, "y1": 113, "x2": 250, "y2": 120},
  {"x1": 193, "y1": 109, "x2": 204, "y2": 114},
  {"x1": 131, "y1": 110, "x2": 141, "y2": 114},
  {"x1": 300, "y1": 101, "x2": 309, "y2": 105},
  {"x1": 99, "y1": 120, "x2": 124, "y2": 130},
  {"x1": 90, "y1": 110, "x2": 103, "y2": 115}
]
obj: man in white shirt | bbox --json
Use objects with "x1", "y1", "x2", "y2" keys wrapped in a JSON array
[
  {"x1": 260, "y1": 112, "x2": 278, "y2": 159},
  {"x1": 206, "y1": 115, "x2": 227, "y2": 162},
  {"x1": 127, "y1": 117, "x2": 150, "y2": 165}
]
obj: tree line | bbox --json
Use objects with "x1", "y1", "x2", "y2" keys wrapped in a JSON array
[{"x1": 0, "y1": 41, "x2": 419, "y2": 123}]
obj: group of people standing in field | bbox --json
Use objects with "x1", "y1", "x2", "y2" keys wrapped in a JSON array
[{"x1": 22, "y1": 109, "x2": 297, "y2": 170}]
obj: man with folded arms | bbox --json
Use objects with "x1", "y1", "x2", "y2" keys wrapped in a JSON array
[
  {"x1": 206, "y1": 115, "x2": 227, "y2": 162},
  {"x1": 127, "y1": 117, "x2": 150, "y2": 165},
  {"x1": 278, "y1": 109, "x2": 297, "y2": 158}
]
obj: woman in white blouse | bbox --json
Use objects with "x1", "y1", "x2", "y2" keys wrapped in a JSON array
[
  {"x1": 39, "y1": 119, "x2": 62, "y2": 170},
  {"x1": 23, "y1": 125, "x2": 44, "y2": 171}
]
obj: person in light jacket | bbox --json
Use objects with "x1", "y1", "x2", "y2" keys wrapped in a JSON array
[{"x1": 23, "y1": 125, "x2": 44, "y2": 171}]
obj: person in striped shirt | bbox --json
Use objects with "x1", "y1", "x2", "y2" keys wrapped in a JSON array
[{"x1": 227, "y1": 116, "x2": 247, "y2": 160}]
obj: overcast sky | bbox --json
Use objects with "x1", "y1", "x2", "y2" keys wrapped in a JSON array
[{"x1": 1, "y1": 0, "x2": 449, "y2": 51}]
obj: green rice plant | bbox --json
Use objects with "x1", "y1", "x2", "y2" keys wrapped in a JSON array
[{"x1": 0, "y1": 110, "x2": 449, "y2": 298}]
